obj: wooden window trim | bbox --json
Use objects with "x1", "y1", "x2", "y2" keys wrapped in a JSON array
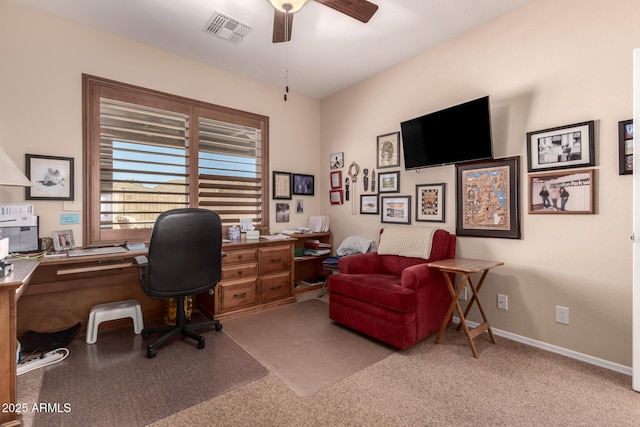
[{"x1": 82, "y1": 74, "x2": 270, "y2": 246}]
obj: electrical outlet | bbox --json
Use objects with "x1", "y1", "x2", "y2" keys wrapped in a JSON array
[
  {"x1": 458, "y1": 285, "x2": 468, "y2": 301},
  {"x1": 556, "y1": 306, "x2": 569, "y2": 325},
  {"x1": 497, "y1": 294, "x2": 508, "y2": 310}
]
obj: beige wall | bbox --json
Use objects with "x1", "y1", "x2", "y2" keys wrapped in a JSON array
[
  {"x1": 320, "y1": 0, "x2": 639, "y2": 367},
  {"x1": 0, "y1": 0, "x2": 321, "y2": 240}
]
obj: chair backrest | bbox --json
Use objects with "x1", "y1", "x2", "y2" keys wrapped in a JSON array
[
  {"x1": 378, "y1": 229, "x2": 456, "y2": 275},
  {"x1": 143, "y1": 208, "x2": 222, "y2": 298}
]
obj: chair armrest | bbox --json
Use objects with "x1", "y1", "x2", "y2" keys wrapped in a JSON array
[
  {"x1": 338, "y1": 252, "x2": 382, "y2": 274},
  {"x1": 401, "y1": 263, "x2": 439, "y2": 290},
  {"x1": 134, "y1": 255, "x2": 148, "y2": 267}
]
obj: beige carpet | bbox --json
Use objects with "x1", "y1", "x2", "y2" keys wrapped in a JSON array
[
  {"x1": 19, "y1": 325, "x2": 267, "y2": 427},
  {"x1": 222, "y1": 299, "x2": 396, "y2": 396},
  {"x1": 151, "y1": 324, "x2": 640, "y2": 426}
]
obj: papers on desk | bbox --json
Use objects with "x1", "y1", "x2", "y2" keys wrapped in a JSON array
[
  {"x1": 308, "y1": 215, "x2": 329, "y2": 232},
  {"x1": 259, "y1": 234, "x2": 291, "y2": 240},
  {"x1": 67, "y1": 246, "x2": 128, "y2": 257}
]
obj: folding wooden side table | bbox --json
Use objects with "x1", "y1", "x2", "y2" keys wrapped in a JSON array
[{"x1": 428, "y1": 258, "x2": 504, "y2": 358}]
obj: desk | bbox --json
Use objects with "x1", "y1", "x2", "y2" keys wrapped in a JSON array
[
  {"x1": 428, "y1": 258, "x2": 504, "y2": 358},
  {"x1": 0, "y1": 259, "x2": 39, "y2": 425}
]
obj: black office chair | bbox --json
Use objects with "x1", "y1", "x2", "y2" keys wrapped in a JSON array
[{"x1": 135, "y1": 208, "x2": 223, "y2": 358}]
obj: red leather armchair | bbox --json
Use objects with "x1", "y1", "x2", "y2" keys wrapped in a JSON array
[{"x1": 328, "y1": 228, "x2": 456, "y2": 350}]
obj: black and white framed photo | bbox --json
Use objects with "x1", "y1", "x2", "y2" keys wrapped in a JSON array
[
  {"x1": 376, "y1": 132, "x2": 401, "y2": 169},
  {"x1": 378, "y1": 171, "x2": 400, "y2": 193},
  {"x1": 292, "y1": 173, "x2": 314, "y2": 196},
  {"x1": 415, "y1": 183, "x2": 445, "y2": 222},
  {"x1": 360, "y1": 194, "x2": 379, "y2": 214},
  {"x1": 526, "y1": 121, "x2": 595, "y2": 172},
  {"x1": 275, "y1": 203, "x2": 290, "y2": 222},
  {"x1": 381, "y1": 195, "x2": 411, "y2": 224},
  {"x1": 456, "y1": 157, "x2": 521, "y2": 239},
  {"x1": 619, "y1": 119, "x2": 633, "y2": 175},
  {"x1": 25, "y1": 154, "x2": 74, "y2": 200},
  {"x1": 529, "y1": 168, "x2": 594, "y2": 214},
  {"x1": 52, "y1": 229, "x2": 75, "y2": 251},
  {"x1": 272, "y1": 171, "x2": 292, "y2": 200},
  {"x1": 330, "y1": 152, "x2": 344, "y2": 169}
]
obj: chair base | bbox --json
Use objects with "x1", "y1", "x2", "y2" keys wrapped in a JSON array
[{"x1": 142, "y1": 297, "x2": 222, "y2": 358}]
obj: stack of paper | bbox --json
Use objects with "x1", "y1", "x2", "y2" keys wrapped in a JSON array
[{"x1": 308, "y1": 215, "x2": 329, "y2": 233}]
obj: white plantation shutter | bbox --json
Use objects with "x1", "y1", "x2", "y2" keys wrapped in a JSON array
[
  {"x1": 198, "y1": 118, "x2": 263, "y2": 227},
  {"x1": 99, "y1": 98, "x2": 190, "y2": 231}
]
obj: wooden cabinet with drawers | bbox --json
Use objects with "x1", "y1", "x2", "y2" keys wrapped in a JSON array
[{"x1": 196, "y1": 238, "x2": 295, "y2": 319}]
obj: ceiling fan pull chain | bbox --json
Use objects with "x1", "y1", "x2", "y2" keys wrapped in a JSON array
[{"x1": 283, "y1": 11, "x2": 290, "y2": 101}]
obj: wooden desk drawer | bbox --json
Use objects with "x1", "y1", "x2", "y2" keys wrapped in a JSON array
[
  {"x1": 259, "y1": 245, "x2": 292, "y2": 275},
  {"x1": 222, "y1": 263, "x2": 258, "y2": 281},
  {"x1": 260, "y1": 272, "x2": 292, "y2": 303},
  {"x1": 223, "y1": 248, "x2": 257, "y2": 265},
  {"x1": 220, "y1": 278, "x2": 257, "y2": 312}
]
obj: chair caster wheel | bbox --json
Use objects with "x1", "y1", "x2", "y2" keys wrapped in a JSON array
[
  {"x1": 142, "y1": 331, "x2": 151, "y2": 340},
  {"x1": 146, "y1": 346, "x2": 157, "y2": 358},
  {"x1": 198, "y1": 338, "x2": 205, "y2": 349},
  {"x1": 215, "y1": 323, "x2": 223, "y2": 332}
]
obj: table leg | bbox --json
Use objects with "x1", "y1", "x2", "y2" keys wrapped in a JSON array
[
  {"x1": 435, "y1": 272, "x2": 469, "y2": 345},
  {"x1": 435, "y1": 269, "x2": 496, "y2": 358}
]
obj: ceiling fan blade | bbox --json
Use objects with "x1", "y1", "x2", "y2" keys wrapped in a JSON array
[
  {"x1": 272, "y1": 10, "x2": 294, "y2": 43},
  {"x1": 314, "y1": 0, "x2": 379, "y2": 23}
]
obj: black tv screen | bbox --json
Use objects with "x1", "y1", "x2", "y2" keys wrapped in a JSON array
[{"x1": 401, "y1": 96, "x2": 494, "y2": 170}]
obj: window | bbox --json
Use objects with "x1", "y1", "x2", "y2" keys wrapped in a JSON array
[{"x1": 83, "y1": 75, "x2": 269, "y2": 246}]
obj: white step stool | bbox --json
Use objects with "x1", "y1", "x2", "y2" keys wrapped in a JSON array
[{"x1": 86, "y1": 299, "x2": 144, "y2": 344}]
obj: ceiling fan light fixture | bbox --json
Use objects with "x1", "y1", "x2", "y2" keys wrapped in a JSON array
[{"x1": 267, "y1": 0, "x2": 311, "y2": 14}]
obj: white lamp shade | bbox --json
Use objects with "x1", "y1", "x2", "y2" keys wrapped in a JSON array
[
  {"x1": 267, "y1": 0, "x2": 311, "y2": 13},
  {"x1": 0, "y1": 147, "x2": 32, "y2": 187}
]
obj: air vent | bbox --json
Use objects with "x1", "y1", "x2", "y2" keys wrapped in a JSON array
[{"x1": 203, "y1": 11, "x2": 253, "y2": 45}]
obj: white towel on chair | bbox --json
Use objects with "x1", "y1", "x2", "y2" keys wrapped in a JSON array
[{"x1": 377, "y1": 225, "x2": 441, "y2": 259}]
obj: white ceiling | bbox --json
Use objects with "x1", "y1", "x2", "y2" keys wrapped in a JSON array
[{"x1": 9, "y1": 0, "x2": 533, "y2": 99}]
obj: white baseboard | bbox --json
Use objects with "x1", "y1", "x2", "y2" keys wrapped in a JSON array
[{"x1": 453, "y1": 317, "x2": 632, "y2": 376}]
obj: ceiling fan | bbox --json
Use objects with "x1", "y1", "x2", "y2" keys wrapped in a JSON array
[{"x1": 267, "y1": 0, "x2": 379, "y2": 43}]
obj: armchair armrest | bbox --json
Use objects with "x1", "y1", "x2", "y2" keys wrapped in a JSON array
[
  {"x1": 401, "y1": 263, "x2": 439, "y2": 291},
  {"x1": 338, "y1": 252, "x2": 382, "y2": 274}
]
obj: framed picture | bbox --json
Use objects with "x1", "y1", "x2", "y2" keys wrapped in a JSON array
[
  {"x1": 381, "y1": 196, "x2": 411, "y2": 224},
  {"x1": 360, "y1": 195, "x2": 379, "y2": 214},
  {"x1": 275, "y1": 203, "x2": 290, "y2": 222},
  {"x1": 526, "y1": 121, "x2": 595, "y2": 172},
  {"x1": 292, "y1": 173, "x2": 314, "y2": 196},
  {"x1": 52, "y1": 229, "x2": 75, "y2": 251},
  {"x1": 25, "y1": 154, "x2": 74, "y2": 200},
  {"x1": 272, "y1": 171, "x2": 292, "y2": 199},
  {"x1": 330, "y1": 189, "x2": 343, "y2": 205},
  {"x1": 330, "y1": 170, "x2": 342, "y2": 189},
  {"x1": 376, "y1": 132, "x2": 400, "y2": 169},
  {"x1": 619, "y1": 119, "x2": 633, "y2": 175},
  {"x1": 415, "y1": 183, "x2": 446, "y2": 222},
  {"x1": 378, "y1": 171, "x2": 400, "y2": 193},
  {"x1": 529, "y1": 169, "x2": 594, "y2": 214},
  {"x1": 330, "y1": 152, "x2": 344, "y2": 169},
  {"x1": 295, "y1": 199, "x2": 304, "y2": 214},
  {"x1": 456, "y1": 157, "x2": 521, "y2": 239}
]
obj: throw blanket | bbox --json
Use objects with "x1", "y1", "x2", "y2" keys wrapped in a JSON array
[{"x1": 377, "y1": 225, "x2": 441, "y2": 260}]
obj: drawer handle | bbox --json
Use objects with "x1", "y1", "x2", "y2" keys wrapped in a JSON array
[
  {"x1": 237, "y1": 271, "x2": 243, "y2": 275},
  {"x1": 271, "y1": 258, "x2": 282, "y2": 262},
  {"x1": 233, "y1": 292, "x2": 247, "y2": 298},
  {"x1": 271, "y1": 285, "x2": 283, "y2": 290},
  {"x1": 238, "y1": 255, "x2": 243, "y2": 259}
]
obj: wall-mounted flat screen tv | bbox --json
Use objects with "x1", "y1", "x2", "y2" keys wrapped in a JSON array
[{"x1": 401, "y1": 96, "x2": 494, "y2": 170}]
